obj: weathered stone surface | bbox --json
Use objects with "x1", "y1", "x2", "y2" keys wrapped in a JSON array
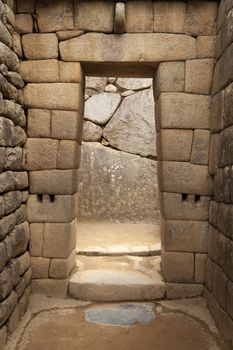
[
  {"x1": 27, "y1": 194, "x2": 78, "y2": 223},
  {"x1": 160, "y1": 192, "x2": 210, "y2": 221},
  {"x1": 161, "y1": 219, "x2": 208, "y2": 253},
  {"x1": 49, "y1": 250, "x2": 76, "y2": 279},
  {"x1": 103, "y1": 89, "x2": 156, "y2": 157},
  {"x1": 0, "y1": 118, "x2": 26, "y2": 147},
  {"x1": 27, "y1": 109, "x2": 51, "y2": 138},
  {"x1": 12, "y1": 32, "x2": 22, "y2": 58},
  {"x1": 154, "y1": 61, "x2": 185, "y2": 97},
  {"x1": 210, "y1": 90, "x2": 224, "y2": 133},
  {"x1": 78, "y1": 143, "x2": 159, "y2": 223},
  {"x1": 22, "y1": 34, "x2": 58, "y2": 59},
  {"x1": 224, "y1": 81, "x2": 233, "y2": 129},
  {"x1": 36, "y1": 0, "x2": 74, "y2": 32},
  {"x1": 190, "y1": 130, "x2": 210, "y2": 165},
  {"x1": 5, "y1": 71, "x2": 24, "y2": 89},
  {"x1": 56, "y1": 30, "x2": 84, "y2": 41},
  {"x1": 0, "y1": 214, "x2": 16, "y2": 240},
  {"x1": 51, "y1": 110, "x2": 83, "y2": 142},
  {"x1": 83, "y1": 121, "x2": 102, "y2": 142},
  {"x1": 197, "y1": 36, "x2": 216, "y2": 58},
  {"x1": 0, "y1": 100, "x2": 26, "y2": 127},
  {"x1": 20, "y1": 59, "x2": 59, "y2": 83},
  {"x1": 158, "y1": 161, "x2": 213, "y2": 195},
  {"x1": 4, "y1": 191, "x2": 22, "y2": 215},
  {"x1": 0, "y1": 326, "x2": 7, "y2": 349},
  {"x1": 0, "y1": 243, "x2": 8, "y2": 273},
  {"x1": 153, "y1": 1, "x2": 186, "y2": 33},
  {"x1": 59, "y1": 62, "x2": 83, "y2": 83},
  {"x1": 5, "y1": 4, "x2": 15, "y2": 26},
  {"x1": 162, "y1": 251, "x2": 194, "y2": 283},
  {"x1": 185, "y1": 1, "x2": 218, "y2": 36},
  {"x1": 185, "y1": 59, "x2": 215, "y2": 94},
  {"x1": 195, "y1": 253, "x2": 207, "y2": 283},
  {"x1": 166, "y1": 283, "x2": 203, "y2": 299},
  {"x1": 157, "y1": 93, "x2": 210, "y2": 129},
  {"x1": 125, "y1": 1, "x2": 153, "y2": 32},
  {"x1": 0, "y1": 73, "x2": 18, "y2": 100},
  {"x1": 157, "y1": 129, "x2": 192, "y2": 161},
  {"x1": 9, "y1": 222, "x2": 30, "y2": 257},
  {"x1": 31, "y1": 257, "x2": 50, "y2": 279},
  {"x1": 29, "y1": 170, "x2": 78, "y2": 195},
  {"x1": 31, "y1": 279, "x2": 68, "y2": 297},
  {"x1": 0, "y1": 171, "x2": 14, "y2": 193},
  {"x1": 219, "y1": 126, "x2": 233, "y2": 167},
  {"x1": 57, "y1": 141, "x2": 81, "y2": 169},
  {"x1": 23, "y1": 83, "x2": 83, "y2": 111},
  {"x1": 17, "y1": 0, "x2": 35, "y2": 13},
  {"x1": 86, "y1": 77, "x2": 107, "y2": 91},
  {"x1": 24, "y1": 138, "x2": 59, "y2": 170},
  {"x1": 0, "y1": 19, "x2": 12, "y2": 47},
  {"x1": 104, "y1": 84, "x2": 117, "y2": 93},
  {"x1": 74, "y1": 0, "x2": 114, "y2": 32},
  {"x1": 14, "y1": 205, "x2": 26, "y2": 224},
  {"x1": 59, "y1": 33, "x2": 197, "y2": 62},
  {"x1": 85, "y1": 92, "x2": 121, "y2": 125},
  {"x1": 0, "y1": 291, "x2": 17, "y2": 327},
  {"x1": 116, "y1": 78, "x2": 152, "y2": 91},
  {"x1": 29, "y1": 223, "x2": 43, "y2": 257},
  {"x1": 0, "y1": 262, "x2": 20, "y2": 301},
  {"x1": 16, "y1": 251, "x2": 30, "y2": 276},
  {"x1": 15, "y1": 14, "x2": 33, "y2": 34},
  {"x1": 0, "y1": 42, "x2": 19, "y2": 71}
]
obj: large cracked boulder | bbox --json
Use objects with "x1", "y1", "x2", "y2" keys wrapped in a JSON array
[{"x1": 103, "y1": 88, "x2": 156, "y2": 157}]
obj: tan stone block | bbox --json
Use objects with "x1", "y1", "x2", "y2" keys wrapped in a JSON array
[
  {"x1": 74, "y1": 0, "x2": 114, "y2": 33},
  {"x1": 6, "y1": 305, "x2": 20, "y2": 335},
  {"x1": 209, "y1": 133, "x2": 220, "y2": 175},
  {"x1": 161, "y1": 219, "x2": 208, "y2": 253},
  {"x1": 195, "y1": 253, "x2": 207, "y2": 283},
  {"x1": 59, "y1": 33, "x2": 197, "y2": 62},
  {"x1": 27, "y1": 109, "x2": 51, "y2": 138},
  {"x1": 157, "y1": 129, "x2": 193, "y2": 161},
  {"x1": 125, "y1": 1, "x2": 153, "y2": 33},
  {"x1": 166, "y1": 283, "x2": 203, "y2": 299},
  {"x1": 12, "y1": 32, "x2": 23, "y2": 58},
  {"x1": 197, "y1": 36, "x2": 216, "y2": 58},
  {"x1": 42, "y1": 220, "x2": 77, "y2": 258},
  {"x1": 49, "y1": 250, "x2": 76, "y2": 278},
  {"x1": 27, "y1": 194, "x2": 78, "y2": 223},
  {"x1": 190, "y1": 130, "x2": 210, "y2": 165},
  {"x1": 185, "y1": 59, "x2": 215, "y2": 94},
  {"x1": 186, "y1": 1, "x2": 218, "y2": 36},
  {"x1": 20, "y1": 60, "x2": 59, "y2": 83},
  {"x1": 51, "y1": 110, "x2": 83, "y2": 142},
  {"x1": 162, "y1": 250, "x2": 194, "y2": 282},
  {"x1": 210, "y1": 90, "x2": 224, "y2": 133},
  {"x1": 24, "y1": 138, "x2": 58, "y2": 170},
  {"x1": 59, "y1": 62, "x2": 83, "y2": 83},
  {"x1": 29, "y1": 223, "x2": 43, "y2": 257},
  {"x1": 22, "y1": 34, "x2": 58, "y2": 59},
  {"x1": 15, "y1": 14, "x2": 33, "y2": 34},
  {"x1": 56, "y1": 30, "x2": 84, "y2": 41},
  {"x1": 0, "y1": 326, "x2": 7, "y2": 349},
  {"x1": 31, "y1": 257, "x2": 50, "y2": 279},
  {"x1": 158, "y1": 161, "x2": 213, "y2": 195},
  {"x1": 160, "y1": 192, "x2": 210, "y2": 221},
  {"x1": 31, "y1": 279, "x2": 68, "y2": 297},
  {"x1": 23, "y1": 83, "x2": 83, "y2": 111},
  {"x1": 16, "y1": 251, "x2": 30, "y2": 276},
  {"x1": 29, "y1": 170, "x2": 78, "y2": 195},
  {"x1": 36, "y1": 0, "x2": 74, "y2": 32},
  {"x1": 153, "y1": 2, "x2": 186, "y2": 33},
  {"x1": 17, "y1": 0, "x2": 35, "y2": 13},
  {"x1": 157, "y1": 93, "x2": 210, "y2": 129},
  {"x1": 154, "y1": 61, "x2": 185, "y2": 98},
  {"x1": 57, "y1": 141, "x2": 81, "y2": 169}
]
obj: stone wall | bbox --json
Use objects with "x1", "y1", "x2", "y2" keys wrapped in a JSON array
[
  {"x1": 205, "y1": 0, "x2": 233, "y2": 345},
  {"x1": 0, "y1": 0, "x2": 30, "y2": 347},
  {"x1": 79, "y1": 77, "x2": 159, "y2": 223}
]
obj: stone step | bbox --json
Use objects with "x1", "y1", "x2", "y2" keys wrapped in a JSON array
[
  {"x1": 68, "y1": 255, "x2": 165, "y2": 301},
  {"x1": 76, "y1": 222, "x2": 161, "y2": 256}
]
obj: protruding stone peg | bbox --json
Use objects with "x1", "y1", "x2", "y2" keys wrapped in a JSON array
[{"x1": 114, "y1": 2, "x2": 126, "y2": 34}]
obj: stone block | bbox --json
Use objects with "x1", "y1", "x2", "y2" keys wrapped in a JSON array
[
  {"x1": 14, "y1": 205, "x2": 26, "y2": 224},
  {"x1": 29, "y1": 223, "x2": 43, "y2": 257},
  {"x1": 9, "y1": 221, "x2": 30, "y2": 258},
  {"x1": 219, "y1": 8, "x2": 233, "y2": 55},
  {"x1": 31, "y1": 279, "x2": 68, "y2": 297},
  {"x1": 59, "y1": 33, "x2": 197, "y2": 63},
  {"x1": 51, "y1": 110, "x2": 83, "y2": 142},
  {"x1": 154, "y1": 61, "x2": 185, "y2": 98},
  {"x1": 0, "y1": 291, "x2": 17, "y2": 327},
  {"x1": 162, "y1": 250, "x2": 194, "y2": 283},
  {"x1": 219, "y1": 126, "x2": 233, "y2": 167},
  {"x1": 83, "y1": 121, "x2": 102, "y2": 142},
  {"x1": 209, "y1": 133, "x2": 220, "y2": 175},
  {"x1": 190, "y1": 130, "x2": 210, "y2": 165},
  {"x1": 36, "y1": 0, "x2": 74, "y2": 32},
  {"x1": 23, "y1": 268, "x2": 32, "y2": 287},
  {"x1": 197, "y1": 36, "x2": 216, "y2": 58},
  {"x1": 212, "y1": 262, "x2": 228, "y2": 310},
  {"x1": 22, "y1": 34, "x2": 58, "y2": 59},
  {"x1": 59, "y1": 61, "x2": 83, "y2": 83},
  {"x1": 24, "y1": 138, "x2": 59, "y2": 170},
  {"x1": 27, "y1": 194, "x2": 78, "y2": 223},
  {"x1": 6, "y1": 304, "x2": 20, "y2": 335},
  {"x1": 0, "y1": 20, "x2": 12, "y2": 47},
  {"x1": 166, "y1": 283, "x2": 203, "y2": 299},
  {"x1": 31, "y1": 257, "x2": 50, "y2": 279},
  {"x1": 0, "y1": 42, "x2": 19, "y2": 72},
  {"x1": 23, "y1": 83, "x2": 83, "y2": 111},
  {"x1": 153, "y1": 2, "x2": 186, "y2": 33},
  {"x1": 226, "y1": 279, "x2": 233, "y2": 319},
  {"x1": 157, "y1": 129, "x2": 192, "y2": 161},
  {"x1": 4, "y1": 191, "x2": 23, "y2": 215},
  {"x1": 42, "y1": 220, "x2": 76, "y2": 258},
  {"x1": 210, "y1": 90, "x2": 224, "y2": 133},
  {"x1": 57, "y1": 141, "x2": 81, "y2": 169},
  {"x1": 15, "y1": 14, "x2": 33, "y2": 34},
  {"x1": 12, "y1": 32, "x2": 23, "y2": 58},
  {"x1": 5, "y1": 147, "x2": 23, "y2": 171},
  {"x1": 0, "y1": 100, "x2": 26, "y2": 127},
  {"x1": 195, "y1": 253, "x2": 207, "y2": 283},
  {"x1": 157, "y1": 93, "x2": 210, "y2": 129},
  {"x1": 17, "y1": 0, "x2": 35, "y2": 13},
  {"x1": 158, "y1": 161, "x2": 213, "y2": 195},
  {"x1": 56, "y1": 30, "x2": 84, "y2": 41},
  {"x1": 185, "y1": 1, "x2": 218, "y2": 36},
  {"x1": 125, "y1": 1, "x2": 153, "y2": 32},
  {"x1": 74, "y1": 0, "x2": 114, "y2": 33},
  {"x1": 185, "y1": 59, "x2": 215, "y2": 95},
  {"x1": 29, "y1": 170, "x2": 78, "y2": 195},
  {"x1": 0, "y1": 118, "x2": 26, "y2": 147},
  {"x1": 0, "y1": 213, "x2": 16, "y2": 241},
  {"x1": 224, "y1": 82, "x2": 233, "y2": 128},
  {"x1": 0, "y1": 326, "x2": 7, "y2": 349},
  {"x1": 27, "y1": 109, "x2": 51, "y2": 138},
  {"x1": 49, "y1": 250, "x2": 76, "y2": 278},
  {"x1": 20, "y1": 59, "x2": 59, "y2": 83},
  {"x1": 161, "y1": 219, "x2": 208, "y2": 253},
  {"x1": 16, "y1": 251, "x2": 30, "y2": 275}
]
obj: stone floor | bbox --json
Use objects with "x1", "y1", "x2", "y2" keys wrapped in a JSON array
[{"x1": 5, "y1": 295, "x2": 231, "y2": 350}]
